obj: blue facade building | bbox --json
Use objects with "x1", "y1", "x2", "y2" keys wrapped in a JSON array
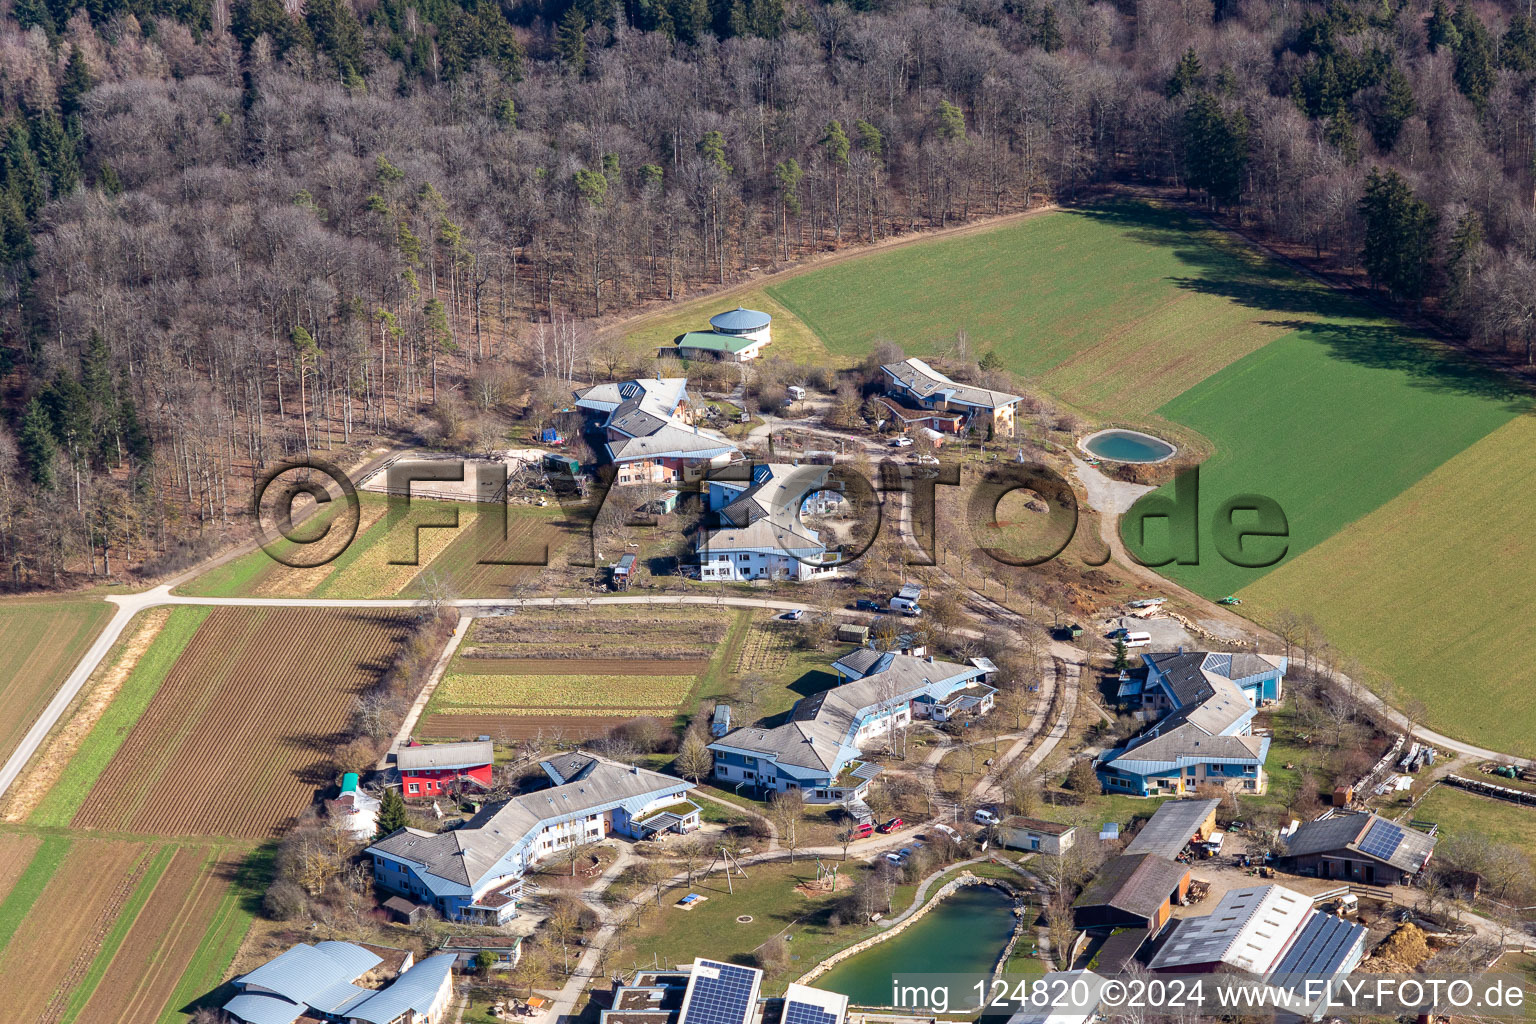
[{"x1": 1097, "y1": 652, "x2": 1286, "y2": 797}]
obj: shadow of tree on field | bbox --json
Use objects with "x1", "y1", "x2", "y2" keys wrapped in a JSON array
[
  {"x1": 1069, "y1": 201, "x2": 1536, "y2": 410},
  {"x1": 1068, "y1": 200, "x2": 1368, "y2": 323},
  {"x1": 1261, "y1": 319, "x2": 1536, "y2": 410}
]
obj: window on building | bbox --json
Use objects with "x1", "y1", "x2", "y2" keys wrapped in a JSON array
[{"x1": 408, "y1": 783, "x2": 419, "y2": 794}]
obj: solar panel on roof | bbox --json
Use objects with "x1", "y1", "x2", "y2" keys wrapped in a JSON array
[
  {"x1": 1358, "y1": 821, "x2": 1405, "y2": 861},
  {"x1": 784, "y1": 1000, "x2": 841, "y2": 1024},
  {"x1": 680, "y1": 960, "x2": 761, "y2": 1024}
]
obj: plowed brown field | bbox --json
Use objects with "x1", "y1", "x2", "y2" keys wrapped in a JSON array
[
  {"x1": 72, "y1": 606, "x2": 410, "y2": 839},
  {"x1": 0, "y1": 838, "x2": 148, "y2": 1023},
  {"x1": 77, "y1": 846, "x2": 237, "y2": 1024},
  {"x1": 0, "y1": 833, "x2": 41, "y2": 903}
]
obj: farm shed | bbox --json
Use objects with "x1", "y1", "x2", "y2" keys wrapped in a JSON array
[
  {"x1": 612, "y1": 553, "x2": 637, "y2": 590},
  {"x1": 383, "y1": 896, "x2": 423, "y2": 925},
  {"x1": 544, "y1": 452, "x2": 581, "y2": 476},
  {"x1": 837, "y1": 623, "x2": 870, "y2": 644},
  {"x1": 710, "y1": 704, "x2": 732, "y2": 738},
  {"x1": 396, "y1": 740, "x2": 494, "y2": 799},
  {"x1": 1279, "y1": 812, "x2": 1436, "y2": 885},
  {"x1": 1148, "y1": 884, "x2": 1312, "y2": 974},
  {"x1": 1122, "y1": 798, "x2": 1220, "y2": 859},
  {"x1": 1071, "y1": 853, "x2": 1190, "y2": 935}
]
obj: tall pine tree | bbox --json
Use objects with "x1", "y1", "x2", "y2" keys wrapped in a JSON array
[{"x1": 1358, "y1": 168, "x2": 1437, "y2": 303}]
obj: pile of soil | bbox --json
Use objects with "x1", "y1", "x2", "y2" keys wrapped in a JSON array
[{"x1": 1360, "y1": 922, "x2": 1433, "y2": 973}]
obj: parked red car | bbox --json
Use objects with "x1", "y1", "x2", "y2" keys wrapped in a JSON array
[
  {"x1": 850, "y1": 822, "x2": 874, "y2": 839},
  {"x1": 876, "y1": 817, "x2": 904, "y2": 834}
]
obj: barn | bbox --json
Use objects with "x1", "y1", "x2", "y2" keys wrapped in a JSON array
[{"x1": 396, "y1": 740, "x2": 494, "y2": 799}]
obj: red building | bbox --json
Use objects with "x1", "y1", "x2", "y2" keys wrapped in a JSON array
[{"x1": 396, "y1": 740, "x2": 495, "y2": 798}]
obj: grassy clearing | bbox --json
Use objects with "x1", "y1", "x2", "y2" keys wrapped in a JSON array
[
  {"x1": 620, "y1": 287, "x2": 834, "y2": 367},
  {"x1": 175, "y1": 496, "x2": 362, "y2": 598},
  {"x1": 1123, "y1": 325, "x2": 1523, "y2": 599},
  {"x1": 31, "y1": 606, "x2": 212, "y2": 827},
  {"x1": 314, "y1": 500, "x2": 481, "y2": 598},
  {"x1": 1411, "y1": 785, "x2": 1536, "y2": 863},
  {"x1": 766, "y1": 203, "x2": 1307, "y2": 416},
  {"x1": 619, "y1": 859, "x2": 881, "y2": 992},
  {"x1": 0, "y1": 599, "x2": 112, "y2": 763},
  {"x1": 1239, "y1": 414, "x2": 1536, "y2": 753}
]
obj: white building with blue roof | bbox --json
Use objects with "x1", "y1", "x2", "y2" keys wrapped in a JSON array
[
  {"x1": 223, "y1": 941, "x2": 455, "y2": 1024},
  {"x1": 1097, "y1": 651, "x2": 1286, "y2": 797},
  {"x1": 367, "y1": 752, "x2": 697, "y2": 923},
  {"x1": 672, "y1": 307, "x2": 774, "y2": 362}
]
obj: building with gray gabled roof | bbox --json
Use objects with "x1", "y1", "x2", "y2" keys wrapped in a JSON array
[
  {"x1": 574, "y1": 376, "x2": 739, "y2": 485},
  {"x1": 1097, "y1": 650, "x2": 1286, "y2": 798},
  {"x1": 1279, "y1": 811, "x2": 1435, "y2": 885},
  {"x1": 709, "y1": 652, "x2": 988, "y2": 802},
  {"x1": 879, "y1": 357, "x2": 1021, "y2": 438},
  {"x1": 368, "y1": 751, "x2": 697, "y2": 923},
  {"x1": 696, "y1": 463, "x2": 841, "y2": 582}
]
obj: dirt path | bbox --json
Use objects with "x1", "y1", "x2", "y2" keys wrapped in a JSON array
[{"x1": 381, "y1": 608, "x2": 468, "y2": 766}]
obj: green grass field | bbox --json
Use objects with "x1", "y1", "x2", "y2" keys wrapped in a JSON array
[
  {"x1": 1240, "y1": 414, "x2": 1536, "y2": 754},
  {"x1": 1121, "y1": 325, "x2": 1523, "y2": 599},
  {"x1": 766, "y1": 203, "x2": 1316, "y2": 415},
  {"x1": 0, "y1": 599, "x2": 112, "y2": 764},
  {"x1": 1412, "y1": 785, "x2": 1536, "y2": 863}
]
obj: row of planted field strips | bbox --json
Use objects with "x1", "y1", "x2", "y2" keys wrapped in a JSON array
[
  {"x1": 0, "y1": 832, "x2": 256, "y2": 1024},
  {"x1": 0, "y1": 604, "x2": 415, "y2": 1023},
  {"x1": 418, "y1": 608, "x2": 738, "y2": 741},
  {"x1": 180, "y1": 495, "x2": 567, "y2": 599},
  {"x1": 51, "y1": 606, "x2": 410, "y2": 839},
  {"x1": 0, "y1": 599, "x2": 113, "y2": 768}
]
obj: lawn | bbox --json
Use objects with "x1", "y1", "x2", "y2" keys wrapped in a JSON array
[
  {"x1": 1121, "y1": 323, "x2": 1524, "y2": 599},
  {"x1": 0, "y1": 597, "x2": 113, "y2": 764},
  {"x1": 618, "y1": 859, "x2": 879, "y2": 991},
  {"x1": 1238, "y1": 413, "x2": 1536, "y2": 754},
  {"x1": 765, "y1": 202, "x2": 1311, "y2": 416},
  {"x1": 1411, "y1": 785, "x2": 1536, "y2": 863}
]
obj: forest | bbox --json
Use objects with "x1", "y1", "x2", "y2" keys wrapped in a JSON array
[{"x1": 0, "y1": 0, "x2": 1533, "y2": 586}]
